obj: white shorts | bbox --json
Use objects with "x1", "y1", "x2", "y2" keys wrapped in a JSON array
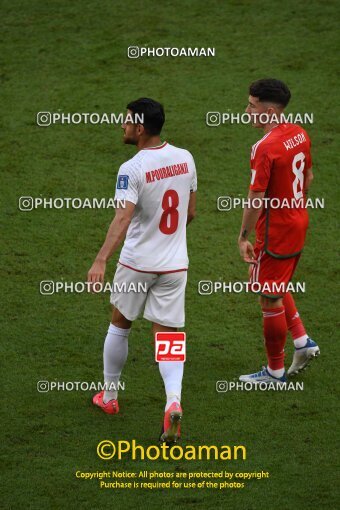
[{"x1": 110, "y1": 264, "x2": 187, "y2": 328}]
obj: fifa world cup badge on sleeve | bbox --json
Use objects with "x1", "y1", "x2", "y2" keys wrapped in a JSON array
[{"x1": 117, "y1": 175, "x2": 129, "y2": 189}]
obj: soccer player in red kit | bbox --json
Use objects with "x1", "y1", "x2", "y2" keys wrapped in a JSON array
[{"x1": 238, "y1": 79, "x2": 320, "y2": 384}]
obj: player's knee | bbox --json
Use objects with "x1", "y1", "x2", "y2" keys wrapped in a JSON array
[
  {"x1": 111, "y1": 306, "x2": 132, "y2": 329},
  {"x1": 152, "y1": 322, "x2": 177, "y2": 335},
  {"x1": 260, "y1": 296, "x2": 283, "y2": 309}
]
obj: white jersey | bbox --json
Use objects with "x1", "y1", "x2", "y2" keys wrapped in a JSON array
[{"x1": 114, "y1": 141, "x2": 197, "y2": 272}]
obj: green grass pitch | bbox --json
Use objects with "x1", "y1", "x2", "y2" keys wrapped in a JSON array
[{"x1": 1, "y1": 0, "x2": 339, "y2": 509}]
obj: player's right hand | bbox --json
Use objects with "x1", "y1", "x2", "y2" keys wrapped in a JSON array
[
  {"x1": 87, "y1": 258, "x2": 106, "y2": 288},
  {"x1": 238, "y1": 239, "x2": 257, "y2": 265}
]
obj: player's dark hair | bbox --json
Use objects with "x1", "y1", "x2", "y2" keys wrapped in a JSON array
[
  {"x1": 249, "y1": 79, "x2": 291, "y2": 107},
  {"x1": 126, "y1": 97, "x2": 165, "y2": 135}
]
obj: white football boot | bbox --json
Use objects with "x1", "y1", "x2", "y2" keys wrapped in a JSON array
[{"x1": 288, "y1": 338, "x2": 320, "y2": 376}]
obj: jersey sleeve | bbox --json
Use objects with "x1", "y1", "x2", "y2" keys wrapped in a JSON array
[
  {"x1": 114, "y1": 160, "x2": 141, "y2": 205},
  {"x1": 249, "y1": 143, "x2": 273, "y2": 192},
  {"x1": 190, "y1": 167, "x2": 197, "y2": 192}
]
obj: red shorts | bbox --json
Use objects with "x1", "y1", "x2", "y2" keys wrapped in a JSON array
[{"x1": 249, "y1": 244, "x2": 300, "y2": 298}]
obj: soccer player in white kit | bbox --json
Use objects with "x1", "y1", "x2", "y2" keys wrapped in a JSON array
[{"x1": 87, "y1": 98, "x2": 197, "y2": 444}]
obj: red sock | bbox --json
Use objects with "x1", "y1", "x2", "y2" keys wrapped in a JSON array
[
  {"x1": 262, "y1": 306, "x2": 287, "y2": 370},
  {"x1": 283, "y1": 292, "x2": 307, "y2": 340}
]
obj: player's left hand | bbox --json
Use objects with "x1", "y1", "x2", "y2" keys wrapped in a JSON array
[
  {"x1": 87, "y1": 258, "x2": 106, "y2": 288},
  {"x1": 238, "y1": 239, "x2": 257, "y2": 264}
]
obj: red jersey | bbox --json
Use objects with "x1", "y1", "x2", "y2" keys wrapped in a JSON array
[{"x1": 249, "y1": 123, "x2": 312, "y2": 258}]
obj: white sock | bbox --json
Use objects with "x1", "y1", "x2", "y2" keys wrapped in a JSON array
[
  {"x1": 159, "y1": 361, "x2": 184, "y2": 411},
  {"x1": 103, "y1": 324, "x2": 130, "y2": 403},
  {"x1": 293, "y1": 334, "x2": 309, "y2": 348},
  {"x1": 267, "y1": 366, "x2": 285, "y2": 378}
]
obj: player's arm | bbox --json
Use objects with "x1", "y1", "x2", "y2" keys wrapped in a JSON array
[
  {"x1": 187, "y1": 191, "x2": 196, "y2": 225},
  {"x1": 305, "y1": 167, "x2": 313, "y2": 192},
  {"x1": 187, "y1": 154, "x2": 197, "y2": 225},
  {"x1": 238, "y1": 190, "x2": 265, "y2": 263},
  {"x1": 304, "y1": 138, "x2": 313, "y2": 193},
  {"x1": 239, "y1": 144, "x2": 271, "y2": 263},
  {"x1": 87, "y1": 202, "x2": 135, "y2": 284}
]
